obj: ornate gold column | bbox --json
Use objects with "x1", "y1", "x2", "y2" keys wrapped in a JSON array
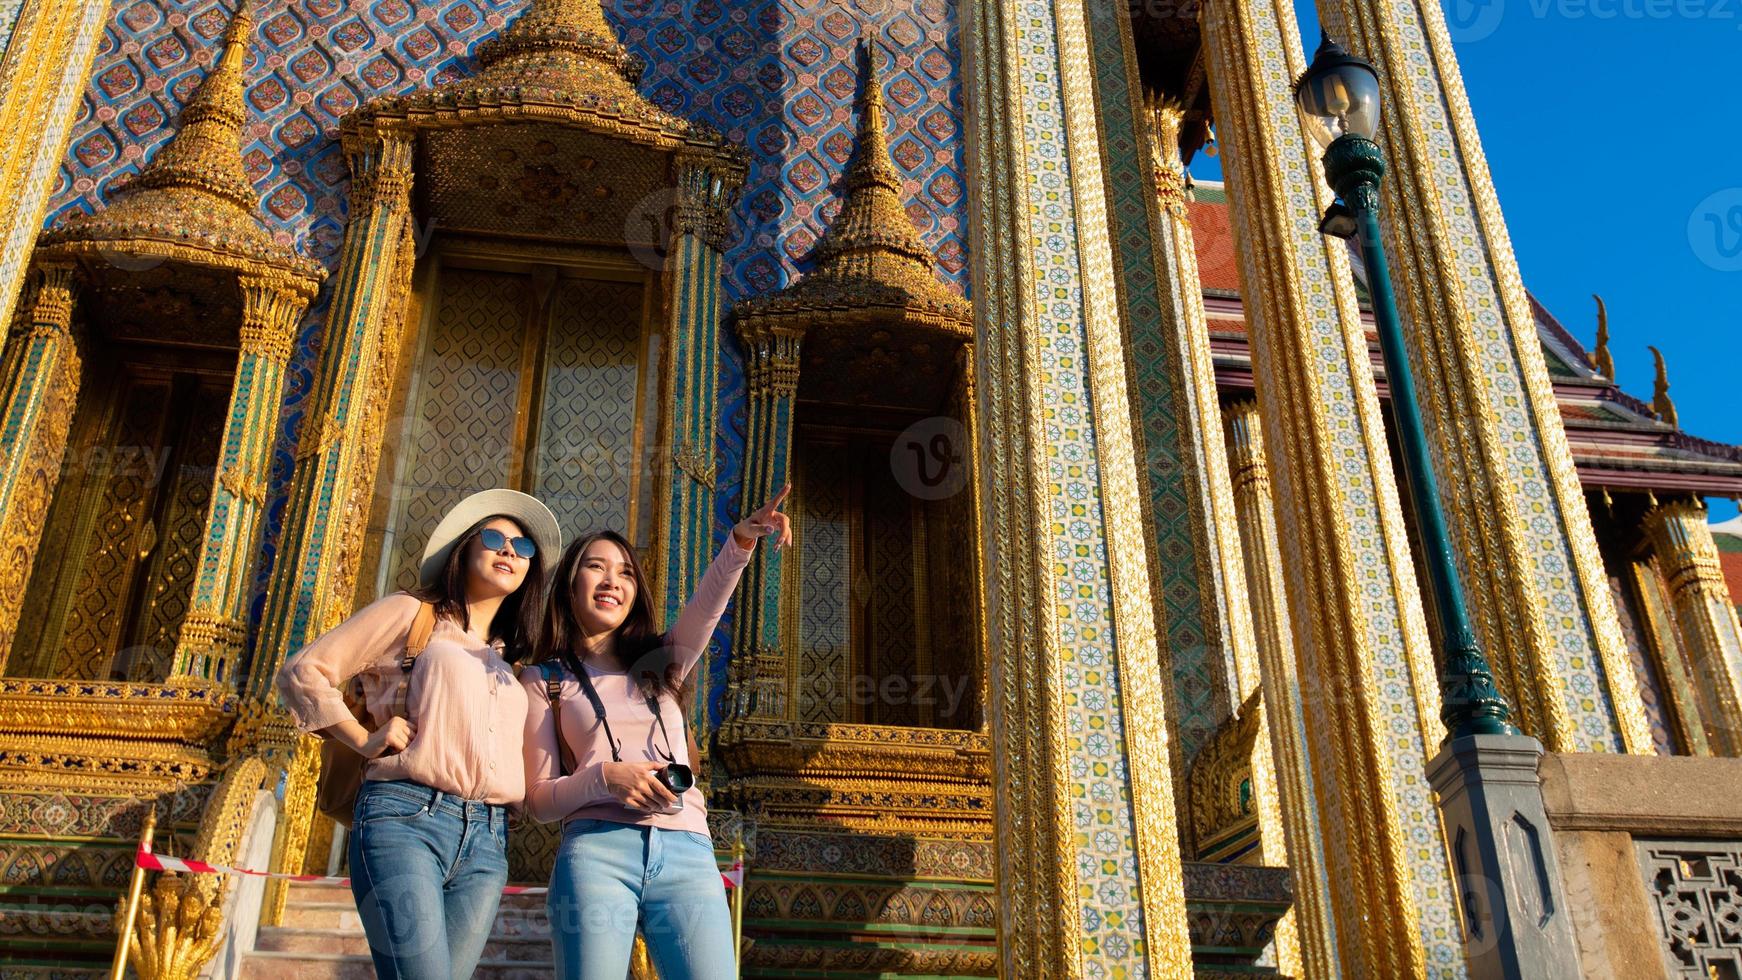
[
  {"x1": 251, "y1": 131, "x2": 416, "y2": 689},
  {"x1": 964, "y1": 2, "x2": 1192, "y2": 974},
  {"x1": 657, "y1": 152, "x2": 742, "y2": 739},
  {"x1": 1077, "y1": 0, "x2": 1250, "y2": 786},
  {"x1": 726, "y1": 319, "x2": 801, "y2": 724},
  {"x1": 172, "y1": 276, "x2": 315, "y2": 685},
  {"x1": 1137, "y1": 98, "x2": 1310, "y2": 975},
  {"x1": 247, "y1": 134, "x2": 414, "y2": 903},
  {"x1": 1313, "y1": 0, "x2": 1653, "y2": 754},
  {"x1": 1645, "y1": 498, "x2": 1742, "y2": 755},
  {"x1": 1223, "y1": 398, "x2": 1341, "y2": 980},
  {"x1": 1201, "y1": 0, "x2": 1461, "y2": 973},
  {"x1": 0, "y1": 263, "x2": 79, "y2": 666},
  {"x1": 0, "y1": 0, "x2": 109, "y2": 336},
  {"x1": 659, "y1": 152, "x2": 741, "y2": 625}
]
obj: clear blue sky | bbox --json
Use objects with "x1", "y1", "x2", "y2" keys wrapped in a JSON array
[{"x1": 1194, "y1": 3, "x2": 1742, "y2": 520}]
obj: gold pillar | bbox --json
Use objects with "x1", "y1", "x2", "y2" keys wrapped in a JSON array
[
  {"x1": 1144, "y1": 103, "x2": 1308, "y2": 977},
  {"x1": 727, "y1": 319, "x2": 801, "y2": 724},
  {"x1": 1314, "y1": 0, "x2": 1653, "y2": 754},
  {"x1": 0, "y1": 0, "x2": 109, "y2": 336},
  {"x1": 1645, "y1": 498, "x2": 1742, "y2": 755},
  {"x1": 172, "y1": 275, "x2": 314, "y2": 685},
  {"x1": 251, "y1": 131, "x2": 416, "y2": 693},
  {"x1": 963, "y1": 2, "x2": 1192, "y2": 973},
  {"x1": 1201, "y1": 0, "x2": 1461, "y2": 973},
  {"x1": 1627, "y1": 554, "x2": 1712, "y2": 755},
  {"x1": 0, "y1": 263, "x2": 80, "y2": 666},
  {"x1": 1223, "y1": 398, "x2": 1341, "y2": 980}
]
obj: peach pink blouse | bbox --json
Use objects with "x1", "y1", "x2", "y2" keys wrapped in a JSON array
[
  {"x1": 519, "y1": 537, "x2": 752, "y2": 835},
  {"x1": 276, "y1": 594, "x2": 529, "y2": 805}
]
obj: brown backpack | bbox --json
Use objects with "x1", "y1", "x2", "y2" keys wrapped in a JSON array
[{"x1": 315, "y1": 600, "x2": 438, "y2": 829}]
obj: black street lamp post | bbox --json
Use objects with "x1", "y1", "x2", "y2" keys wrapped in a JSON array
[{"x1": 1294, "y1": 33, "x2": 1580, "y2": 980}]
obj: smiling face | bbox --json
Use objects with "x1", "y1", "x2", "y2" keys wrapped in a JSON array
[
  {"x1": 569, "y1": 537, "x2": 639, "y2": 638},
  {"x1": 462, "y1": 516, "x2": 532, "y2": 602}
]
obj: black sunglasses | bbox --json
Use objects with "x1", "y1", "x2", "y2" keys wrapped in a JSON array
[{"x1": 478, "y1": 527, "x2": 537, "y2": 559}]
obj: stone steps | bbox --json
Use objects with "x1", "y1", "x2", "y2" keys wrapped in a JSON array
[{"x1": 241, "y1": 881, "x2": 554, "y2": 978}]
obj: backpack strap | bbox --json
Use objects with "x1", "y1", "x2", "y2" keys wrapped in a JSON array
[
  {"x1": 539, "y1": 661, "x2": 574, "y2": 776},
  {"x1": 389, "y1": 600, "x2": 439, "y2": 722}
]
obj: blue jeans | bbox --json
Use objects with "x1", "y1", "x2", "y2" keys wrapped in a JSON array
[
  {"x1": 548, "y1": 819, "x2": 735, "y2": 980},
  {"x1": 348, "y1": 780, "x2": 509, "y2": 980}
]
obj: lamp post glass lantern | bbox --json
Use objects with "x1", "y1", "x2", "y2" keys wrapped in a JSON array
[{"x1": 1293, "y1": 33, "x2": 1516, "y2": 741}]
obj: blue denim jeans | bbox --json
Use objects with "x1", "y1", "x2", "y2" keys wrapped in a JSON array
[
  {"x1": 348, "y1": 780, "x2": 509, "y2": 980},
  {"x1": 547, "y1": 819, "x2": 735, "y2": 980}
]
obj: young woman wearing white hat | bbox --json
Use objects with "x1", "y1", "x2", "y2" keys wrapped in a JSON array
[
  {"x1": 276, "y1": 488, "x2": 561, "y2": 980},
  {"x1": 520, "y1": 486, "x2": 792, "y2": 980}
]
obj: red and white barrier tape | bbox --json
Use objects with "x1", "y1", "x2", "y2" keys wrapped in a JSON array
[{"x1": 135, "y1": 844, "x2": 744, "y2": 892}]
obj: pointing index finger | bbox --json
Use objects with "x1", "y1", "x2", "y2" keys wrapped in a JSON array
[{"x1": 766, "y1": 483, "x2": 792, "y2": 513}]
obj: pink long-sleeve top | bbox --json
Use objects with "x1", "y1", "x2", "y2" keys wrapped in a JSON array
[
  {"x1": 276, "y1": 594, "x2": 529, "y2": 805},
  {"x1": 519, "y1": 537, "x2": 752, "y2": 835}
]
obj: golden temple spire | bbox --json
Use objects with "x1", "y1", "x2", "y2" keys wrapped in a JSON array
[
  {"x1": 1592, "y1": 294, "x2": 1615, "y2": 379},
  {"x1": 805, "y1": 39, "x2": 936, "y2": 280},
  {"x1": 1649, "y1": 345, "x2": 1679, "y2": 428},
  {"x1": 511, "y1": 0, "x2": 615, "y2": 39},
  {"x1": 123, "y1": 0, "x2": 257, "y2": 211},
  {"x1": 41, "y1": 0, "x2": 310, "y2": 268},
  {"x1": 475, "y1": 0, "x2": 633, "y2": 82}
]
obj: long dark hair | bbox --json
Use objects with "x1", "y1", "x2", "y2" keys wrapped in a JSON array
[
  {"x1": 408, "y1": 515, "x2": 546, "y2": 663},
  {"x1": 534, "y1": 529, "x2": 687, "y2": 702}
]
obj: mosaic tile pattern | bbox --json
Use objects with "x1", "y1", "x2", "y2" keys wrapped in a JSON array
[
  {"x1": 0, "y1": 1, "x2": 27, "y2": 59},
  {"x1": 43, "y1": 1, "x2": 969, "y2": 725},
  {"x1": 1079, "y1": 0, "x2": 1232, "y2": 768},
  {"x1": 1012, "y1": 1, "x2": 1147, "y2": 971}
]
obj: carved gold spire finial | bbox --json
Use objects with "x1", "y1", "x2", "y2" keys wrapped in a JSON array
[
  {"x1": 1592, "y1": 294, "x2": 1615, "y2": 379},
  {"x1": 1649, "y1": 345, "x2": 1679, "y2": 428},
  {"x1": 475, "y1": 0, "x2": 634, "y2": 82},
  {"x1": 1145, "y1": 92, "x2": 1188, "y2": 215},
  {"x1": 805, "y1": 39, "x2": 934, "y2": 277},
  {"x1": 124, "y1": 0, "x2": 257, "y2": 211},
  {"x1": 40, "y1": 0, "x2": 322, "y2": 275},
  {"x1": 736, "y1": 39, "x2": 967, "y2": 330}
]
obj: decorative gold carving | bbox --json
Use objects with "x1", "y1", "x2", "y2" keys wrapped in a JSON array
[
  {"x1": 0, "y1": 264, "x2": 82, "y2": 668},
  {"x1": 175, "y1": 611, "x2": 250, "y2": 679},
  {"x1": 125, "y1": 755, "x2": 269, "y2": 980},
  {"x1": 720, "y1": 722, "x2": 992, "y2": 835},
  {"x1": 1188, "y1": 690, "x2": 1261, "y2": 861},
  {"x1": 261, "y1": 734, "x2": 321, "y2": 927},
  {"x1": 1650, "y1": 345, "x2": 1680, "y2": 429},
  {"x1": 0, "y1": 678, "x2": 234, "y2": 741},
  {"x1": 1645, "y1": 498, "x2": 1742, "y2": 755},
  {"x1": 237, "y1": 276, "x2": 309, "y2": 364},
  {"x1": 735, "y1": 43, "x2": 969, "y2": 338},
  {"x1": 1148, "y1": 95, "x2": 1189, "y2": 217},
  {"x1": 1592, "y1": 295, "x2": 1615, "y2": 379},
  {"x1": 673, "y1": 441, "x2": 717, "y2": 490},
  {"x1": 346, "y1": 0, "x2": 744, "y2": 179},
  {"x1": 218, "y1": 466, "x2": 265, "y2": 506}
]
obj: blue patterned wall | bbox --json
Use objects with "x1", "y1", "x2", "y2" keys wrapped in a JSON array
[{"x1": 43, "y1": 0, "x2": 969, "y2": 722}]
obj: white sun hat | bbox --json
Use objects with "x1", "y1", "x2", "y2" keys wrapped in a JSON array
[{"x1": 418, "y1": 489, "x2": 562, "y2": 589}]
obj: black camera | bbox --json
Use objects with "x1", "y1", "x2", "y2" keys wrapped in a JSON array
[{"x1": 656, "y1": 763, "x2": 694, "y2": 810}]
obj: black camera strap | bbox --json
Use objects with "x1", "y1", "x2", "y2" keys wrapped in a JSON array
[{"x1": 563, "y1": 651, "x2": 680, "y2": 766}]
